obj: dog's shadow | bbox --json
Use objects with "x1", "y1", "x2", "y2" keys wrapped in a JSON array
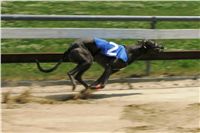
[{"x1": 45, "y1": 92, "x2": 141, "y2": 101}]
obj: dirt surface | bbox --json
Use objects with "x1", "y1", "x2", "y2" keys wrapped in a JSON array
[{"x1": 1, "y1": 79, "x2": 200, "y2": 133}]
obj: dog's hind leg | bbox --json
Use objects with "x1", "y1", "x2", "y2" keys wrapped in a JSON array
[
  {"x1": 67, "y1": 61, "x2": 91, "y2": 91},
  {"x1": 67, "y1": 46, "x2": 93, "y2": 96},
  {"x1": 70, "y1": 62, "x2": 92, "y2": 99},
  {"x1": 74, "y1": 62, "x2": 91, "y2": 88},
  {"x1": 67, "y1": 65, "x2": 79, "y2": 91}
]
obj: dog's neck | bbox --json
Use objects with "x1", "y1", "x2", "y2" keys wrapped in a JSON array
[{"x1": 126, "y1": 45, "x2": 146, "y2": 65}]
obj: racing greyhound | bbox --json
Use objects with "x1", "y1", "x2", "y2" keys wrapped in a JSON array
[{"x1": 36, "y1": 38, "x2": 164, "y2": 94}]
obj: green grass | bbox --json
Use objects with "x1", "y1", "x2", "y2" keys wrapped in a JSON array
[
  {"x1": 2, "y1": 1, "x2": 200, "y2": 16},
  {"x1": 1, "y1": 1, "x2": 200, "y2": 81}
]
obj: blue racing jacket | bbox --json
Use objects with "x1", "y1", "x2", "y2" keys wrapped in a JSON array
[{"x1": 94, "y1": 37, "x2": 128, "y2": 62}]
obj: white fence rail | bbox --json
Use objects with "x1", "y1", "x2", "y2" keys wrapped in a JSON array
[{"x1": 2, "y1": 28, "x2": 200, "y2": 39}]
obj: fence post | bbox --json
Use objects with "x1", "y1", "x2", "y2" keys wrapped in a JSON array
[{"x1": 145, "y1": 17, "x2": 157, "y2": 76}]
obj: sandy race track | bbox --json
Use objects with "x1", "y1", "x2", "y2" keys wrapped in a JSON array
[{"x1": 2, "y1": 79, "x2": 200, "y2": 133}]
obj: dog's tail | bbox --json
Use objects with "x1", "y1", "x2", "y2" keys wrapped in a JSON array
[
  {"x1": 36, "y1": 59, "x2": 63, "y2": 73},
  {"x1": 36, "y1": 50, "x2": 69, "y2": 73}
]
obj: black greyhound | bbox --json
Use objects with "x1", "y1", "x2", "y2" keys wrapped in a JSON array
[{"x1": 36, "y1": 38, "x2": 163, "y2": 94}]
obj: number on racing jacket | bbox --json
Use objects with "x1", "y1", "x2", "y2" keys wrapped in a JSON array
[{"x1": 106, "y1": 42, "x2": 119, "y2": 56}]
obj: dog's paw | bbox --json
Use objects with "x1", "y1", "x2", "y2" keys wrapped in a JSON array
[
  {"x1": 73, "y1": 93, "x2": 81, "y2": 100},
  {"x1": 72, "y1": 85, "x2": 77, "y2": 91},
  {"x1": 90, "y1": 84, "x2": 105, "y2": 90}
]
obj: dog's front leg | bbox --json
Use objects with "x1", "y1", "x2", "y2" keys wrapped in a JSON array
[
  {"x1": 98, "y1": 66, "x2": 112, "y2": 88},
  {"x1": 90, "y1": 64, "x2": 112, "y2": 89}
]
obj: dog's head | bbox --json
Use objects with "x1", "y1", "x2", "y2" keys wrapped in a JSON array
[{"x1": 138, "y1": 40, "x2": 164, "y2": 54}]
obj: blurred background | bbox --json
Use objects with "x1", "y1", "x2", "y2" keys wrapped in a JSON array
[{"x1": 1, "y1": 1, "x2": 200, "y2": 82}]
